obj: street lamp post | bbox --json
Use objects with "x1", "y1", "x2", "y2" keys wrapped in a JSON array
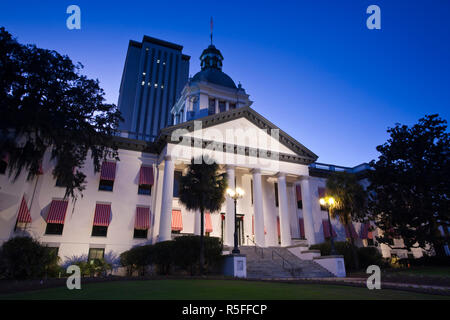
[
  {"x1": 226, "y1": 187, "x2": 245, "y2": 254},
  {"x1": 320, "y1": 196, "x2": 337, "y2": 255}
]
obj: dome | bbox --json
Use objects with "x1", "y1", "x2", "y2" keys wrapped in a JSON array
[
  {"x1": 191, "y1": 69, "x2": 237, "y2": 89},
  {"x1": 190, "y1": 44, "x2": 237, "y2": 89}
]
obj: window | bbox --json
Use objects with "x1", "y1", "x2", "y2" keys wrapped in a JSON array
[
  {"x1": 173, "y1": 171, "x2": 182, "y2": 198},
  {"x1": 88, "y1": 248, "x2": 105, "y2": 262},
  {"x1": 99, "y1": 179, "x2": 114, "y2": 191},
  {"x1": 274, "y1": 183, "x2": 279, "y2": 207},
  {"x1": 229, "y1": 103, "x2": 236, "y2": 110},
  {"x1": 133, "y1": 229, "x2": 148, "y2": 239},
  {"x1": 0, "y1": 160, "x2": 6, "y2": 174},
  {"x1": 208, "y1": 98, "x2": 216, "y2": 115},
  {"x1": 297, "y1": 200, "x2": 303, "y2": 209},
  {"x1": 138, "y1": 184, "x2": 152, "y2": 195},
  {"x1": 55, "y1": 177, "x2": 65, "y2": 187},
  {"x1": 219, "y1": 101, "x2": 226, "y2": 113},
  {"x1": 45, "y1": 223, "x2": 64, "y2": 235},
  {"x1": 91, "y1": 225, "x2": 108, "y2": 237}
]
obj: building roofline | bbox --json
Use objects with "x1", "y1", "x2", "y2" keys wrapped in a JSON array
[{"x1": 142, "y1": 35, "x2": 184, "y2": 51}]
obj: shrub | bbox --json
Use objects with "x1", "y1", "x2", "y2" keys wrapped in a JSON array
[
  {"x1": 153, "y1": 241, "x2": 175, "y2": 275},
  {"x1": 310, "y1": 241, "x2": 357, "y2": 271},
  {"x1": 120, "y1": 244, "x2": 154, "y2": 276},
  {"x1": 357, "y1": 246, "x2": 384, "y2": 269},
  {"x1": 172, "y1": 236, "x2": 223, "y2": 274},
  {"x1": 0, "y1": 236, "x2": 60, "y2": 279}
]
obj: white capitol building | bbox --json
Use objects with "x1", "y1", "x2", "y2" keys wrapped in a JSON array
[{"x1": 0, "y1": 37, "x2": 426, "y2": 278}]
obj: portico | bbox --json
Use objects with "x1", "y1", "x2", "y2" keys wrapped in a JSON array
[{"x1": 151, "y1": 106, "x2": 319, "y2": 248}]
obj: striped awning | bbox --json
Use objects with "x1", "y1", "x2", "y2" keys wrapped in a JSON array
[
  {"x1": 322, "y1": 219, "x2": 337, "y2": 238},
  {"x1": 17, "y1": 196, "x2": 32, "y2": 223},
  {"x1": 299, "y1": 218, "x2": 305, "y2": 238},
  {"x1": 345, "y1": 223, "x2": 359, "y2": 239},
  {"x1": 296, "y1": 185, "x2": 302, "y2": 201},
  {"x1": 360, "y1": 222, "x2": 373, "y2": 239},
  {"x1": 139, "y1": 165, "x2": 154, "y2": 185},
  {"x1": 172, "y1": 210, "x2": 183, "y2": 231},
  {"x1": 205, "y1": 212, "x2": 213, "y2": 233},
  {"x1": 318, "y1": 187, "x2": 326, "y2": 198},
  {"x1": 46, "y1": 200, "x2": 69, "y2": 224},
  {"x1": 100, "y1": 161, "x2": 116, "y2": 181},
  {"x1": 135, "y1": 206, "x2": 150, "y2": 230},
  {"x1": 93, "y1": 203, "x2": 112, "y2": 227}
]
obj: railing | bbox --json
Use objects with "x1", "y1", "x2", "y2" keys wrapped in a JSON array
[
  {"x1": 245, "y1": 235, "x2": 264, "y2": 258},
  {"x1": 270, "y1": 249, "x2": 298, "y2": 277}
]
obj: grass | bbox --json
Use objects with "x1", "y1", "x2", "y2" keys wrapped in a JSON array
[
  {"x1": 0, "y1": 279, "x2": 448, "y2": 300},
  {"x1": 384, "y1": 266, "x2": 450, "y2": 278}
]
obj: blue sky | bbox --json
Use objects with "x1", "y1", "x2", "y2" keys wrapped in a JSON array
[{"x1": 1, "y1": 0, "x2": 449, "y2": 166}]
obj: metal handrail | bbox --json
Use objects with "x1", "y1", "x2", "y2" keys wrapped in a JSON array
[
  {"x1": 245, "y1": 235, "x2": 264, "y2": 258},
  {"x1": 271, "y1": 249, "x2": 298, "y2": 277}
]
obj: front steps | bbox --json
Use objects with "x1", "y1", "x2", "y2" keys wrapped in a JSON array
[{"x1": 238, "y1": 246, "x2": 335, "y2": 279}]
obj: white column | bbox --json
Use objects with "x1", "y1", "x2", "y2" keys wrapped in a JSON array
[
  {"x1": 225, "y1": 165, "x2": 235, "y2": 247},
  {"x1": 158, "y1": 155, "x2": 174, "y2": 242},
  {"x1": 251, "y1": 169, "x2": 265, "y2": 247},
  {"x1": 225, "y1": 101, "x2": 230, "y2": 111},
  {"x1": 277, "y1": 173, "x2": 292, "y2": 247},
  {"x1": 300, "y1": 176, "x2": 317, "y2": 245},
  {"x1": 215, "y1": 99, "x2": 219, "y2": 115}
]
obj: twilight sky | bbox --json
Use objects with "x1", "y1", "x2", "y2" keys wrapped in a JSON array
[{"x1": 1, "y1": 0, "x2": 449, "y2": 167}]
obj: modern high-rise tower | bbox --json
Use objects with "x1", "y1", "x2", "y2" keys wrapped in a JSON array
[{"x1": 117, "y1": 36, "x2": 190, "y2": 141}]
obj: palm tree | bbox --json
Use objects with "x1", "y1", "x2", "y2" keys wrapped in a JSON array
[
  {"x1": 326, "y1": 171, "x2": 368, "y2": 270},
  {"x1": 178, "y1": 156, "x2": 227, "y2": 274}
]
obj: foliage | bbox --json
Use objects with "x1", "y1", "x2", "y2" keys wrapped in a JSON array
[
  {"x1": 178, "y1": 156, "x2": 227, "y2": 273},
  {"x1": 120, "y1": 244, "x2": 154, "y2": 276},
  {"x1": 325, "y1": 171, "x2": 368, "y2": 269},
  {"x1": 172, "y1": 236, "x2": 223, "y2": 274},
  {"x1": 0, "y1": 236, "x2": 60, "y2": 279},
  {"x1": 0, "y1": 27, "x2": 122, "y2": 199},
  {"x1": 119, "y1": 236, "x2": 223, "y2": 276},
  {"x1": 368, "y1": 114, "x2": 450, "y2": 256},
  {"x1": 310, "y1": 241, "x2": 384, "y2": 271},
  {"x1": 152, "y1": 241, "x2": 176, "y2": 275}
]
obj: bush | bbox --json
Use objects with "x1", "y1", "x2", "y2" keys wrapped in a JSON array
[
  {"x1": 172, "y1": 236, "x2": 223, "y2": 274},
  {"x1": 310, "y1": 241, "x2": 358, "y2": 271},
  {"x1": 357, "y1": 246, "x2": 384, "y2": 270},
  {"x1": 407, "y1": 255, "x2": 450, "y2": 267},
  {"x1": 0, "y1": 236, "x2": 60, "y2": 279},
  {"x1": 310, "y1": 241, "x2": 386, "y2": 271},
  {"x1": 120, "y1": 244, "x2": 154, "y2": 276},
  {"x1": 119, "y1": 235, "x2": 224, "y2": 276}
]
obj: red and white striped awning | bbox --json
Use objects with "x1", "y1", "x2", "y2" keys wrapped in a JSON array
[
  {"x1": 100, "y1": 161, "x2": 116, "y2": 181},
  {"x1": 360, "y1": 222, "x2": 373, "y2": 239},
  {"x1": 299, "y1": 218, "x2": 305, "y2": 238},
  {"x1": 345, "y1": 223, "x2": 359, "y2": 239},
  {"x1": 17, "y1": 196, "x2": 32, "y2": 223},
  {"x1": 93, "y1": 203, "x2": 112, "y2": 227},
  {"x1": 139, "y1": 165, "x2": 154, "y2": 185},
  {"x1": 318, "y1": 187, "x2": 326, "y2": 198},
  {"x1": 296, "y1": 185, "x2": 302, "y2": 201},
  {"x1": 322, "y1": 219, "x2": 337, "y2": 238},
  {"x1": 135, "y1": 206, "x2": 150, "y2": 230},
  {"x1": 172, "y1": 210, "x2": 183, "y2": 231},
  {"x1": 205, "y1": 212, "x2": 213, "y2": 233},
  {"x1": 46, "y1": 200, "x2": 69, "y2": 224}
]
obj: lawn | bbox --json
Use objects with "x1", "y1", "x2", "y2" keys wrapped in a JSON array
[{"x1": 0, "y1": 279, "x2": 448, "y2": 300}]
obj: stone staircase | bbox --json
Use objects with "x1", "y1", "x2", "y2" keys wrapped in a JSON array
[{"x1": 237, "y1": 245, "x2": 335, "y2": 279}]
